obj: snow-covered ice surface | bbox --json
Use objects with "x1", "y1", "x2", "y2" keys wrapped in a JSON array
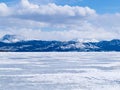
[{"x1": 0, "y1": 52, "x2": 120, "y2": 90}]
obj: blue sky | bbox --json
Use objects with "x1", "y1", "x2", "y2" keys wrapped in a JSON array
[
  {"x1": 0, "y1": 0, "x2": 120, "y2": 41},
  {"x1": 0, "y1": 0, "x2": 120, "y2": 14},
  {"x1": 55, "y1": 0, "x2": 120, "y2": 14}
]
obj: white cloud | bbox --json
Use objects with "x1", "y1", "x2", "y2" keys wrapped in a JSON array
[
  {"x1": 15, "y1": 0, "x2": 96, "y2": 25},
  {"x1": 0, "y1": 0, "x2": 120, "y2": 41},
  {"x1": 0, "y1": 3, "x2": 10, "y2": 16},
  {"x1": 20, "y1": 0, "x2": 39, "y2": 9},
  {"x1": 0, "y1": 26, "x2": 119, "y2": 41},
  {"x1": 0, "y1": 0, "x2": 96, "y2": 29}
]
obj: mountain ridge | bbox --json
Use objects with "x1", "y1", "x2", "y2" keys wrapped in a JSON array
[{"x1": 0, "y1": 34, "x2": 120, "y2": 52}]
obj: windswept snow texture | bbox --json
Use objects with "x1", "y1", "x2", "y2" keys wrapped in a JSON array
[{"x1": 0, "y1": 52, "x2": 120, "y2": 90}]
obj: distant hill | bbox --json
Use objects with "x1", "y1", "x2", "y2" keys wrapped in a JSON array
[{"x1": 0, "y1": 34, "x2": 120, "y2": 52}]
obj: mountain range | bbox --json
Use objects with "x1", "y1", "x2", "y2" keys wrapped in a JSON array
[{"x1": 0, "y1": 34, "x2": 120, "y2": 52}]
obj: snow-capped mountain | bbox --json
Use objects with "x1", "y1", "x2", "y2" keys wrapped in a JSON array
[
  {"x1": 72, "y1": 38, "x2": 99, "y2": 43},
  {"x1": 0, "y1": 34, "x2": 120, "y2": 52},
  {"x1": 0, "y1": 34, "x2": 24, "y2": 43}
]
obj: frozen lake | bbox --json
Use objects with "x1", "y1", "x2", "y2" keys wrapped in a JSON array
[{"x1": 0, "y1": 52, "x2": 120, "y2": 90}]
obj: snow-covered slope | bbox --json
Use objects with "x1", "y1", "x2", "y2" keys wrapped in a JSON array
[{"x1": 72, "y1": 38, "x2": 99, "y2": 43}]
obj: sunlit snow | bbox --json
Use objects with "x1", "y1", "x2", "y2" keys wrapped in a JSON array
[{"x1": 0, "y1": 52, "x2": 120, "y2": 90}]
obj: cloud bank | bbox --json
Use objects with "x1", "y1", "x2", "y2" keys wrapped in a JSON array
[{"x1": 0, "y1": 0, "x2": 120, "y2": 41}]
